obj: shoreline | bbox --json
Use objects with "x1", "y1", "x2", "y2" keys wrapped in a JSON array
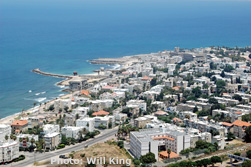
[{"x1": 0, "y1": 53, "x2": 143, "y2": 124}]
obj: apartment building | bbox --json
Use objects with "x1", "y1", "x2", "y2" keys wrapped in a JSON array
[
  {"x1": 0, "y1": 124, "x2": 11, "y2": 142},
  {"x1": 0, "y1": 141, "x2": 19, "y2": 163},
  {"x1": 130, "y1": 127, "x2": 191, "y2": 160},
  {"x1": 11, "y1": 120, "x2": 28, "y2": 134},
  {"x1": 61, "y1": 126, "x2": 83, "y2": 139},
  {"x1": 76, "y1": 117, "x2": 95, "y2": 132},
  {"x1": 44, "y1": 132, "x2": 61, "y2": 150},
  {"x1": 43, "y1": 124, "x2": 60, "y2": 135}
]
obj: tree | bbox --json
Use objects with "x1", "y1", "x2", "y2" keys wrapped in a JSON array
[
  {"x1": 210, "y1": 156, "x2": 222, "y2": 167},
  {"x1": 192, "y1": 87, "x2": 202, "y2": 98},
  {"x1": 140, "y1": 152, "x2": 156, "y2": 164},
  {"x1": 48, "y1": 105, "x2": 54, "y2": 111},
  {"x1": 193, "y1": 106, "x2": 198, "y2": 113},
  {"x1": 167, "y1": 149, "x2": 171, "y2": 159},
  {"x1": 233, "y1": 94, "x2": 242, "y2": 102},
  {"x1": 220, "y1": 71, "x2": 225, "y2": 78},
  {"x1": 242, "y1": 114, "x2": 251, "y2": 122},
  {"x1": 234, "y1": 152, "x2": 241, "y2": 156},
  {"x1": 244, "y1": 126, "x2": 251, "y2": 142},
  {"x1": 5, "y1": 135, "x2": 8, "y2": 141},
  {"x1": 30, "y1": 138, "x2": 35, "y2": 147},
  {"x1": 227, "y1": 132, "x2": 235, "y2": 141},
  {"x1": 246, "y1": 150, "x2": 251, "y2": 159},
  {"x1": 150, "y1": 78, "x2": 157, "y2": 87},
  {"x1": 200, "y1": 158, "x2": 211, "y2": 167},
  {"x1": 209, "y1": 98, "x2": 218, "y2": 104},
  {"x1": 242, "y1": 160, "x2": 251, "y2": 167},
  {"x1": 117, "y1": 141, "x2": 124, "y2": 148},
  {"x1": 224, "y1": 64, "x2": 234, "y2": 72}
]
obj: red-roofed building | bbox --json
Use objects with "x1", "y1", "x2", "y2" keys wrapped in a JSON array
[
  {"x1": 159, "y1": 151, "x2": 180, "y2": 159},
  {"x1": 141, "y1": 76, "x2": 153, "y2": 81},
  {"x1": 92, "y1": 110, "x2": 109, "y2": 116},
  {"x1": 11, "y1": 120, "x2": 28, "y2": 134},
  {"x1": 102, "y1": 85, "x2": 115, "y2": 90},
  {"x1": 172, "y1": 117, "x2": 183, "y2": 125},
  {"x1": 81, "y1": 90, "x2": 90, "y2": 96},
  {"x1": 232, "y1": 120, "x2": 251, "y2": 138},
  {"x1": 154, "y1": 110, "x2": 168, "y2": 116}
]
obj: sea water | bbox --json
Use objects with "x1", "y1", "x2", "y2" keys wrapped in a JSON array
[{"x1": 0, "y1": 0, "x2": 251, "y2": 118}]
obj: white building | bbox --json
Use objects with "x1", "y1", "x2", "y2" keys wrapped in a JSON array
[
  {"x1": 127, "y1": 100, "x2": 147, "y2": 111},
  {"x1": 61, "y1": 126, "x2": 83, "y2": 139},
  {"x1": 94, "y1": 116, "x2": 115, "y2": 129},
  {"x1": 76, "y1": 117, "x2": 95, "y2": 132},
  {"x1": 43, "y1": 124, "x2": 60, "y2": 135},
  {"x1": 44, "y1": 132, "x2": 61, "y2": 150},
  {"x1": 130, "y1": 126, "x2": 191, "y2": 159},
  {"x1": 0, "y1": 141, "x2": 19, "y2": 163},
  {"x1": 0, "y1": 124, "x2": 11, "y2": 142}
]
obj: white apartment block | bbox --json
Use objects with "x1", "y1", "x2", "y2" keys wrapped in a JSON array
[
  {"x1": 76, "y1": 117, "x2": 95, "y2": 132},
  {"x1": 0, "y1": 141, "x2": 19, "y2": 163},
  {"x1": 0, "y1": 124, "x2": 11, "y2": 142},
  {"x1": 94, "y1": 116, "x2": 114, "y2": 129},
  {"x1": 44, "y1": 132, "x2": 61, "y2": 150},
  {"x1": 127, "y1": 100, "x2": 147, "y2": 111},
  {"x1": 61, "y1": 126, "x2": 83, "y2": 139},
  {"x1": 43, "y1": 124, "x2": 60, "y2": 135},
  {"x1": 130, "y1": 127, "x2": 191, "y2": 160}
]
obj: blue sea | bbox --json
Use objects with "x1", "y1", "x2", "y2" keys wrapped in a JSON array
[{"x1": 0, "y1": 0, "x2": 251, "y2": 118}]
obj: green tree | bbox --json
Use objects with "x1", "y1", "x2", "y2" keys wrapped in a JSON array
[
  {"x1": 167, "y1": 149, "x2": 171, "y2": 159},
  {"x1": 227, "y1": 132, "x2": 235, "y2": 141},
  {"x1": 5, "y1": 135, "x2": 8, "y2": 141},
  {"x1": 140, "y1": 152, "x2": 156, "y2": 164},
  {"x1": 233, "y1": 94, "x2": 242, "y2": 102},
  {"x1": 246, "y1": 150, "x2": 251, "y2": 159},
  {"x1": 200, "y1": 158, "x2": 211, "y2": 167},
  {"x1": 210, "y1": 156, "x2": 222, "y2": 167},
  {"x1": 192, "y1": 87, "x2": 202, "y2": 98},
  {"x1": 209, "y1": 98, "x2": 218, "y2": 104},
  {"x1": 242, "y1": 160, "x2": 251, "y2": 167},
  {"x1": 242, "y1": 114, "x2": 251, "y2": 122},
  {"x1": 244, "y1": 126, "x2": 251, "y2": 142},
  {"x1": 150, "y1": 78, "x2": 157, "y2": 87},
  {"x1": 193, "y1": 106, "x2": 198, "y2": 113}
]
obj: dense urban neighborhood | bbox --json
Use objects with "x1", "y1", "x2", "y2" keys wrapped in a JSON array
[{"x1": 1, "y1": 46, "x2": 251, "y2": 167}]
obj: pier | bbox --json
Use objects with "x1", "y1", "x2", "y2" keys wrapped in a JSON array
[{"x1": 32, "y1": 69, "x2": 73, "y2": 79}]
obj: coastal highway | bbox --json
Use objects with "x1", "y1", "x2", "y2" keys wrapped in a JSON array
[{"x1": 12, "y1": 128, "x2": 118, "y2": 167}]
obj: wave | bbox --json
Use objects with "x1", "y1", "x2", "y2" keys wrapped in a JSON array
[
  {"x1": 112, "y1": 64, "x2": 121, "y2": 70},
  {"x1": 35, "y1": 97, "x2": 47, "y2": 102},
  {"x1": 28, "y1": 90, "x2": 32, "y2": 93},
  {"x1": 41, "y1": 91, "x2": 46, "y2": 94},
  {"x1": 59, "y1": 94, "x2": 65, "y2": 97},
  {"x1": 35, "y1": 93, "x2": 40, "y2": 96}
]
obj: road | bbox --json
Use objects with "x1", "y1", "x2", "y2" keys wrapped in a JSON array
[{"x1": 10, "y1": 128, "x2": 118, "y2": 167}]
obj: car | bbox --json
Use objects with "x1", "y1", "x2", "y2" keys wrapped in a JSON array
[{"x1": 59, "y1": 155, "x2": 66, "y2": 159}]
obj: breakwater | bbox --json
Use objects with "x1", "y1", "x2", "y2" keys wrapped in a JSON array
[{"x1": 32, "y1": 69, "x2": 73, "y2": 79}]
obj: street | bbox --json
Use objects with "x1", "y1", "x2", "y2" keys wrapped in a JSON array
[{"x1": 8, "y1": 128, "x2": 118, "y2": 167}]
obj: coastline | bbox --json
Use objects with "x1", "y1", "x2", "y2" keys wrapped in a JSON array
[{"x1": 0, "y1": 53, "x2": 144, "y2": 125}]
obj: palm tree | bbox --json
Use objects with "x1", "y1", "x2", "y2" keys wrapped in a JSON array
[
  {"x1": 19, "y1": 138, "x2": 23, "y2": 143},
  {"x1": 5, "y1": 135, "x2": 9, "y2": 141},
  {"x1": 13, "y1": 135, "x2": 17, "y2": 141},
  {"x1": 31, "y1": 138, "x2": 35, "y2": 147},
  {"x1": 167, "y1": 149, "x2": 171, "y2": 159},
  {"x1": 10, "y1": 134, "x2": 14, "y2": 140},
  {"x1": 26, "y1": 137, "x2": 29, "y2": 143}
]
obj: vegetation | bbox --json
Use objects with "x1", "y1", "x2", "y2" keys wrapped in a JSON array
[
  {"x1": 244, "y1": 126, "x2": 251, "y2": 142},
  {"x1": 140, "y1": 152, "x2": 156, "y2": 164}
]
